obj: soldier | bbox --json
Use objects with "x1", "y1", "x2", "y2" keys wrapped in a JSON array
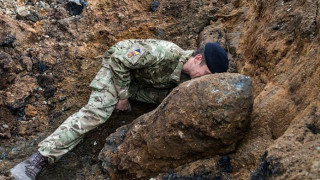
[{"x1": 10, "y1": 39, "x2": 228, "y2": 180}]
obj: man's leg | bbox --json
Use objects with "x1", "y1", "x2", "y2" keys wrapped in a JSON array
[
  {"x1": 11, "y1": 66, "x2": 117, "y2": 179},
  {"x1": 38, "y1": 66, "x2": 118, "y2": 162},
  {"x1": 38, "y1": 88, "x2": 117, "y2": 162}
]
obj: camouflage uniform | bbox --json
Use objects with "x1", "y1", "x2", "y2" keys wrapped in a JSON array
[{"x1": 38, "y1": 39, "x2": 194, "y2": 162}]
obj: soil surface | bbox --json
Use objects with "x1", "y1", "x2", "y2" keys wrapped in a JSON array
[{"x1": 0, "y1": 0, "x2": 319, "y2": 179}]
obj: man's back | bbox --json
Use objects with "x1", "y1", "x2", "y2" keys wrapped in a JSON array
[{"x1": 96, "y1": 39, "x2": 194, "y2": 99}]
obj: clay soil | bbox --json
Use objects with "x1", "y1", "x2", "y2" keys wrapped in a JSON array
[{"x1": 0, "y1": 0, "x2": 319, "y2": 179}]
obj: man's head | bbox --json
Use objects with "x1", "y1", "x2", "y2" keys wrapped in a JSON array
[{"x1": 183, "y1": 42, "x2": 229, "y2": 78}]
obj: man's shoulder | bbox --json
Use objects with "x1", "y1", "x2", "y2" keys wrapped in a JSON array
[{"x1": 114, "y1": 39, "x2": 178, "y2": 48}]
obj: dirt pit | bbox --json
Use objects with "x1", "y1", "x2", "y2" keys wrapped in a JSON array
[{"x1": 1, "y1": 0, "x2": 320, "y2": 179}]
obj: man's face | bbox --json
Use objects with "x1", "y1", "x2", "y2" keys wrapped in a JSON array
[
  {"x1": 189, "y1": 55, "x2": 212, "y2": 78},
  {"x1": 190, "y1": 63, "x2": 212, "y2": 78}
]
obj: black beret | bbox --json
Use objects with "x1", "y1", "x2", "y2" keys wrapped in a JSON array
[{"x1": 204, "y1": 42, "x2": 229, "y2": 73}]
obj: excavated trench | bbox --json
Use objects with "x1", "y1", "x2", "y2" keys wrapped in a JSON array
[{"x1": 0, "y1": 0, "x2": 319, "y2": 179}]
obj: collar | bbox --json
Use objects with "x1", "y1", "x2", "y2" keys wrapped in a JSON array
[{"x1": 170, "y1": 50, "x2": 194, "y2": 82}]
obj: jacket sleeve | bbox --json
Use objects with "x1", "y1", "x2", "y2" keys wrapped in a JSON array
[
  {"x1": 107, "y1": 40, "x2": 153, "y2": 100},
  {"x1": 109, "y1": 50, "x2": 131, "y2": 100}
]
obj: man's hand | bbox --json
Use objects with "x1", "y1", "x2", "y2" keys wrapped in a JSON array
[{"x1": 115, "y1": 99, "x2": 130, "y2": 112}]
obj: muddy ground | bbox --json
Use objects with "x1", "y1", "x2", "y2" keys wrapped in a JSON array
[{"x1": 1, "y1": 0, "x2": 320, "y2": 179}]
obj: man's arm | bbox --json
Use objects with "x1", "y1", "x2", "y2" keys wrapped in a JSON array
[{"x1": 107, "y1": 40, "x2": 153, "y2": 111}]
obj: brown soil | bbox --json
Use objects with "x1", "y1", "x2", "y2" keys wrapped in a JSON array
[{"x1": 0, "y1": 0, "x2": 319, "y2": 179}]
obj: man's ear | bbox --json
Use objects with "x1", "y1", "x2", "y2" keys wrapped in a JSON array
[{"x1": 194, "y1": 54, "x2": 203, "y2": 64}]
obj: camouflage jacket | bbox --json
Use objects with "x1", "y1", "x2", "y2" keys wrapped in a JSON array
[{"x1": 101, "y1": 39, "x2": 194, "y2": 99}]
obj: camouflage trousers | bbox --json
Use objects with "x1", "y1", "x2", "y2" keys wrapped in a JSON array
[{"x1": 38, "y1": 66, "x2": 170, "y2": 163}]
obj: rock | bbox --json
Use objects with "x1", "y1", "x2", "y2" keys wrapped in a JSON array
[
  {"x1": 36, "y1": 60, "x2": 49, "y2": 74},
  {"x1": 15, "y1": 6, "x2": 30, "y2": 18},
  {"x1": 7, "y1": 147, "x2": 20, "y2": 159},
  {"x1": 17, "y1": 121, "x2": 37, "y2": 136},
  {"x1": 152, "y1": 157, "x2": 224, "y2": 180},
  {"x1": 99, "y1": 125, "x2": 130, "y2": 177},
  {"x1": 50, "y1": 111, "x2": 62, "y2": 121},
  {"x1": 0, "y1": 126, "x2": 11, "y2": 139},
  {"x1": 99, "y1": 73, "x2": 253, "y2": 179},
  {"x1": 5, "y1": 75, "x2": 37, "y2": 109},
  {"x1": 25, "y1": 104, "x2": 37, "y2": 117},
  {"x1": 16, "y1": 6, "x2": 42, "y2": 22},
  {"x1": 66, "y1": 1, "x2": 85, "y2": 16},
  {"x1": 43, "y1": 85, "x2": 57, "y2": 99},
  {"x1": 20, "y1": 56, "x2": 33, "y2": 71},
  {"x1": 152, "y1": 155, "x2": 234, "y2": 179},
  {"x1": 2, "y1": 124, "x2": 9, "y2": 129},
  {"x1": 37, "y1": 74, "x2": 54, "y2": 88},
  {"x1": 0, "y1": 52, "x2": 22, "y2": 88},
  {"x1": 151, "y1": 0, "x2": 160, "y2": 12},
  {"x1": 58, "y1": 96, "x2": 66, "y2": 102},
  {"x1": 218, "y1": 156, "x2": 233, "y2": 173},
  {"x1": 18, "y1": 123, "x2": 28, "y2": 136},
  {"x1": 154, "y1": 28, "x2": 165, "y2": 37},
  {"x1": 0, "y1": 35, "x2": 16, "y2": 48}
]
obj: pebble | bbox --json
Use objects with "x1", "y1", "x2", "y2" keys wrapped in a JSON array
[
  {"x1": 59, "y1": 96, "x2": 67, "y2": 102},
  {"x1": 151, "y1": 0, "x2": 160, "y2": 12},
  {"x1": 15, "y1": 6, "x2": 30, "y2": 17},
  {"x1": 316, "y1": 146, "x2": 320, "y2": 152},
  {"x1": 1, "y1": 152, "x2": 6, "y2": 160}
]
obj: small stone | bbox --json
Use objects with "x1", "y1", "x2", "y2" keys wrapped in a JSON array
[
  {"x1": 18, "y1": 124, "x2": 27, "y2": 135},
  {"x1": 155, "y1": 28, "x2": 165, "y2": 37},
  {"x1": 59, "y1": 96, "x2": 66, "y2": 102},
  {"x1": 219, "y1": 156, "x2": 233, "y2": 173},
  {"x1": 15, "y1": 6, "x2": 30, "y2": 17},
  {"x1": 37, "y1": 74, "x2": 54, "y2": 88},
  {"x1": 21, "y1": 56, "x2": 33, "y2": 71},
  {"x1": 25, "y1": 104, "x2": 37, "y2": 117},
  {"x1": 62, "y1": 103, "x2": 72, "y2": 112},
  {"x1": 37, "y1": 60, "x2": 49, "y2": 74},
  {"x1": 66, "y1": 1, "x2": 85, "y2": 16},
  {"x1": 8, "y1": 147, "x2": 20, "y2": 159},
  {"x1": 43, "y1": 85, "x2": 57, "y2": 99},
  {"x1": 52, "y1": 111, "x2": 62, "y2": 119},
  {"x1": 2, "y1": 124, "x2": 9, "y2": 129},
  {"x1": 151, "y1": 0, "x2": 160, "y2": 12},
  {"x1": 0, "y1": 35, "x2": 16, "y2": 48},
  {"x1": 4, "y1": 75, "x2": 37, "y2": 109},
  {"x1": 1, "y1": 152, "x2": 6, "y2": 160}
]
